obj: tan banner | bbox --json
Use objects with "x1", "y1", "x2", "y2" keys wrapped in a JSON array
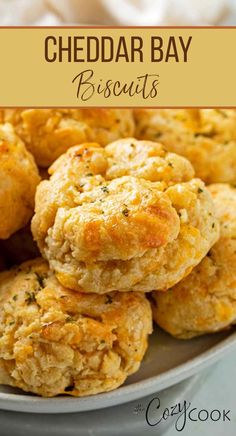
[{"x1": 0, "y1": 27, "x2": 235, "y2": 107}]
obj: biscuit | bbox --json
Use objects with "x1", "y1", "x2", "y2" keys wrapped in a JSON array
[
  {"x1": 1, "y1": 109, "x2": 135, "y2": 167},
  {"x1": 134, "y1": 109, "x2": 236, "y2": 184},
  {"x1": 0, "y1": 123, "x2": 40, "y2": 239},
  {"x1": 0, "y1": 258, "x2": 152, "y2": 397},
  {"x1": 31, "y1": 139, "x2": 219, "y2": 294},
  {"x1": 152, "y1": 184, "x2": 236, "y2": 339}
]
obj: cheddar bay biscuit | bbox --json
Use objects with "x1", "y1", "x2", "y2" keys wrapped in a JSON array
[
  {"x1": 0, "y1": 258, "x2": 152, "y2": 397},
  {"x1": 1, "y1": 108, "x2": 135, "y2": 167},
  {"x1": 0, "y1": 123, "x2": 40, "y2": 239},
  {"x1": 134, "y1": 109, "x2": 236, "y2": 184},
  {"x1": 32, "y1": 139, "x2": 219, "y2": 294},
  {"x1": 152, "y1": 184, "x2": 236, "y2": 339}
]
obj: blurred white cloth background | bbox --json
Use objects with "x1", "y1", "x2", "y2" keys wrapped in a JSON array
[{"x1": 0, "y1": 0, "x2": 234, "y2": 26}]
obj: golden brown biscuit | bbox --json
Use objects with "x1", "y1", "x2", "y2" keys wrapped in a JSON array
[
  {"x1": 1, "y1": 109, "x2": 135, "y2": 167},
  {"x1": 152, "y1": 184, "x2": 236, "y2": 339},
  {"x1": 0, "y1": 109, "x2": 22, "y2": 126},
  {"x1": 105, "y1": 138, "x2": 195, "y2": 183},
  {"x1": 31, "y1": 139, "x2": 219, "y2": 294},
  {"x1": 0, "y1": 123, "x2": 40, "y2": 239},
  {"x1": 134, "y1": 109, "x2": 236, "y2": 184},
  {"x1": 208, "y1": 183, "x2": 236, "y2": 238},
  {"x1": 0, "y1": 258, "x2": 152, "y2": 397}
]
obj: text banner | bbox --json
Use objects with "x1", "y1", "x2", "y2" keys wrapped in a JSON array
[{"x1": 0, "y1": 27, "x2": 235, "y2": 107}]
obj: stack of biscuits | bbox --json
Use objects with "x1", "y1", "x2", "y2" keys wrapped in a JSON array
[{"x1": 0, "y1": 108, "x2": 235, "y2": 397}]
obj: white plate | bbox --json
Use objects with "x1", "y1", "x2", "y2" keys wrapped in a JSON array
[{"x1": 1, "y1": 326, "x2": 236, "y2": 414}]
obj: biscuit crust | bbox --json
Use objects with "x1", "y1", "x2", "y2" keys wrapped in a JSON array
[
  {"x1": 134, "y1": 109, "x2": 236, "y2": 184},
  {"x1": 1, "y1": 109, "x2": 135, "y2": 167},
  {"x1": 0, "y1": 123, "x2": 40, "y2": 239},
  {"x1": 32, "y1": 139, "x2": 219, "y2": 294},
  {"x1": 152, "y1": 184, "x2": 236, "y2": 339},
  {"x1": 0, "y1": 259, "x2": 152, "y2": 397}
]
